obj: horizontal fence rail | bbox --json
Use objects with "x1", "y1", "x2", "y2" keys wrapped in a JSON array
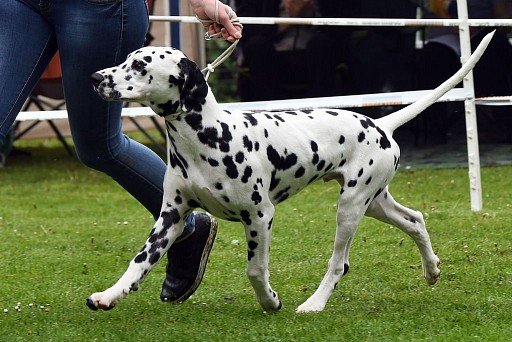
[{"x1": 150, "y1": 15, "x2": 512, "y2": 27}]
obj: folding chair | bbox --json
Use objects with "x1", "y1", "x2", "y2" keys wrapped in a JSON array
[{"x1": 15, "y1": 52, "x2": 74, "y2": 156}]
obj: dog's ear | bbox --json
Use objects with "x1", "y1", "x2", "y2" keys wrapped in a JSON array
[{"x1": 177, "y1": 58, "x2": 208, "y2": 113}]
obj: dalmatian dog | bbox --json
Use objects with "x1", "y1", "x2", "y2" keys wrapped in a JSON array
[{"x1": 87, "y1": 32, "x2": 493, "y2": 313}]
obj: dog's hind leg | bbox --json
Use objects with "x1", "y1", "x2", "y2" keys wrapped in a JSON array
[
  {"x1": 86, "y1": 198, "x2": 191, "y2": 311},
  {"x1": 297, "y1": 193, "x2": 366, "y2": 313},
  {"x1": 365, "y1": 188, "x2": 440, "y2": 285},
  {"x1": 243, "y1": 206, "x2": 282, "y2": 312}
]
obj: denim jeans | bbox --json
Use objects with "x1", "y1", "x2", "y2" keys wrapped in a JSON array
[{"x1": 0, "y1": 0, "x2": 169, "y2": 220}]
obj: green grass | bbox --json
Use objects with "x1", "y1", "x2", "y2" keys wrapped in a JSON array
[{"x1": 1, "y1": 138, "x2": 511, "y2": 341}]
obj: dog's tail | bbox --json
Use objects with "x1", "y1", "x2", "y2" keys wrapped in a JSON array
[{"x1": 376, "y1": 30, "x2": 495, "y2": 134}]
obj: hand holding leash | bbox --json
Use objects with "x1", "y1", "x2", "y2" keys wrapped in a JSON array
[
  {"x1": 189, "y1": 0, "x2": 242, "y2": 42},
  {"x1": 190, "y1": 0, "x2": 243, "y2": 79}
]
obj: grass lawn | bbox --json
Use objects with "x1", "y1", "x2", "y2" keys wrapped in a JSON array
[{"x1": 0, "y1": 137, "x2": 511, "y2": 341}]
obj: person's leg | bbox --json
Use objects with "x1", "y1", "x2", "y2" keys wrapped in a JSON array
[
  {"x1": 48, "y1": 0, "x2": 216, "y2": 302},
  {"x1": 50, "y1": 0, "x2": 165, "y2": 216},
  {"x1": 0, "y1": 0, "x2": 57, "y2": 143}
]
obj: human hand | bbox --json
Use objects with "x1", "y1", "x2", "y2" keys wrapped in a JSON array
[{"x1": 189, "y1": 0, "x2": 242, "y2": 42}]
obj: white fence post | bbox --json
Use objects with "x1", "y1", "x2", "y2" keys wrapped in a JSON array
[{"x1": 457, "y1": 0, "x2": 483, "y2": 211}]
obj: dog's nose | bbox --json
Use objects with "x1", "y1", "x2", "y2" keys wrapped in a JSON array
[{"x1": 90, "y1": 72, "x2": 104, "y2": 86}]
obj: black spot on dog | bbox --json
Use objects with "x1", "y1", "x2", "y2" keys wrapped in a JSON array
[
  {"x1": 270, "y1": 170, "x2": 280, "y2": 191},
  {"x1": 131, "y1": 59, "x2": 147, "y2": 73},
  {"x1": 161, "y1": 208, "x2": 181, "y2": 227},
  {"x1": 326, "y1": 111, "x2": 338, "y2": 116},
  {"x1": 157, "y1": 100, "x2": 180, "y2": 116},
  {"x1": 169, "y1": 74, "x2": 182, "y2": 87},
  {"x1": 258, "y1": 211, "x2": 264, "y2": 218},
  {"x1": 343, "y1": 263, "x2": 350, "y2": 275},
  {"x1": 404, "y1": 216, "x2": 417, "y2": 223},
  {"x1": 240, "y1": 210, "x2": 251, "y2": 225},
  {"x1": 347, "y1": 180, "x2": 357, "y2": 187},
  {"x1": 185, "y1": 113, "x2": 203, "y2": 131},
  {"x1": 222, "y1": 196, "x2": 230, "y2": 203},
  {"x1": 222, "y1": 155, "x2": 238, "y2": 179},
  {"x1": 358, "y1": 168, "x2": 364, "y2": 177},
  {"x1": 251, "y1": 191, "x2": 262, "y2": 204},
  {"x1": 174, "y1": 195, "x2": 182, "y2": 204},
  {"x1": 316, "y1": 160, "x2": 325, "y2": 171},
  {"x1": 248, "y1": 250, "x2": 255, "y2": 261},
  {"x1": 339, "y1": 135, "x2": 345, "y2": 144},
  {"x1": 143, "y1": 56, "x2": 152, "y2": 63},
  {"x1": 365, "y1": 177, "x2": 372, "y2": 185},
  {"x1": 188, "y1": 199, "x2": 200, "y2": 208},
  {"x1": 312, "y1": 154, "x2": 319, "y2": 165},
  {"x1": 369, "y1": 159, "x2": 374, "y2": 165},
  {"x1": 250, "y1": 231, "x2": 258, "y2": 237},
  {"x1": 235, "y1": 151, "x2": 245, "y2": 163},
  {"x1": 248, "y1": 240, "x2": 258, "y2": 251},
  {"x1": 274, "y1": 186, "x2": 290, "y2": 203},
  {"x1": 310, "y1": 141, "x2": 318, "y2": 152},
  {"x1": 241, "y1": 166, "x2": 253, "y2": 183},
  {"x1": 134, "y1": 251, "x2": 147, "y2": 263},
  {"x1": 358, "y1": 132, "x2": 365, "y2": 143},
  {"x1": 215, "y1": 183, "x2": 223, "y2": 190},
  {"x1": 268, "y1": 218, "x2": 273, "y2": 230},
  {"x1": 376, "y1": 126, "x2": 391, "y2": 150},
  {"x1": 274, "y1": 114, "x2": 285, "y2": 122},
  {"x1": 295, "y1": 166, "x2": 305, "y2": 178},
  {"x1": 208, "y1": 158, "x2": 219, "y2": 167},
  {"x1": 267, "y1": 145, "x2": 297, "y2": 171},
  {"x1": 148, "y1": 251, "x2": 160, "y2": 265},
  {"x1": 373, "y1": 188, "x2": 383, "y2": 199},
  {"x1": 243, "y1": 113, "x2": 258, "y2": 126},
  {"x1": 243, "y1": 135, "x2": 253, "y2": 152},
  {"x1": 339, "y1": 159, "x2": 347, "y2": 167}
]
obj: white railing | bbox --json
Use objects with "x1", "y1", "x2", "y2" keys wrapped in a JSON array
[{"x1": 18, "y1": 0, "x2": 512, "y2": 211}]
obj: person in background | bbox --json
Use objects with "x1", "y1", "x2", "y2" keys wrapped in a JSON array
[
  {"x1": 235, "y1": 0, "x2": 358, "y2": 101},
  {"x1": 0, "y1": 0, "x2": 241, "y2": 303},
  {"x1": 416, "y1": 0, "x2": 512, "y2": 144}
]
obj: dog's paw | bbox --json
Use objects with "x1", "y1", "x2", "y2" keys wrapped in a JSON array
[
  {"x1": 424, "y1": 256, "x2": 441, "y2": 285},
  {"x1": 296, "y1": 300, "x2": 325, "y2": 313},
  {"x1": 259, "y1": 291, "x2": 282, "y2": 312},
  {"x1": 86, "y1": 292, "x2": 117, "y2": 311}
]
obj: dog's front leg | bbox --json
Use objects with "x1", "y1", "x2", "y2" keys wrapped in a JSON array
[
  {"x1": 243, "y1": 207, "x2": 282, "y2": 312},
  {"x1": 87, "y1": 201, "x2": 189, "y2": 311}
]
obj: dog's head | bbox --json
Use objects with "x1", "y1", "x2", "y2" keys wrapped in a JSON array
[{"x1": 91, "y1": 47, "x2": 208, "y2": 116}]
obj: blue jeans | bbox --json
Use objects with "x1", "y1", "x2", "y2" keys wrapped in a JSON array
[{"x1": 0, "y1": 0, "x2": 169, "y2": 220}]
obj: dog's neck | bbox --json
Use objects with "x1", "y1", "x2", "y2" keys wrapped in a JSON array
[{"x1": 162, "y1": 87, "x2": 221, "y2": 121}]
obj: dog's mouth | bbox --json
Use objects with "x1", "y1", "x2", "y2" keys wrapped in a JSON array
[
  {"x1": 93, "y1": 87, "x2": 122, "y2": 101},
  {"x1": 91, "y1": 72, "x2": 122, "y2": 101}
]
